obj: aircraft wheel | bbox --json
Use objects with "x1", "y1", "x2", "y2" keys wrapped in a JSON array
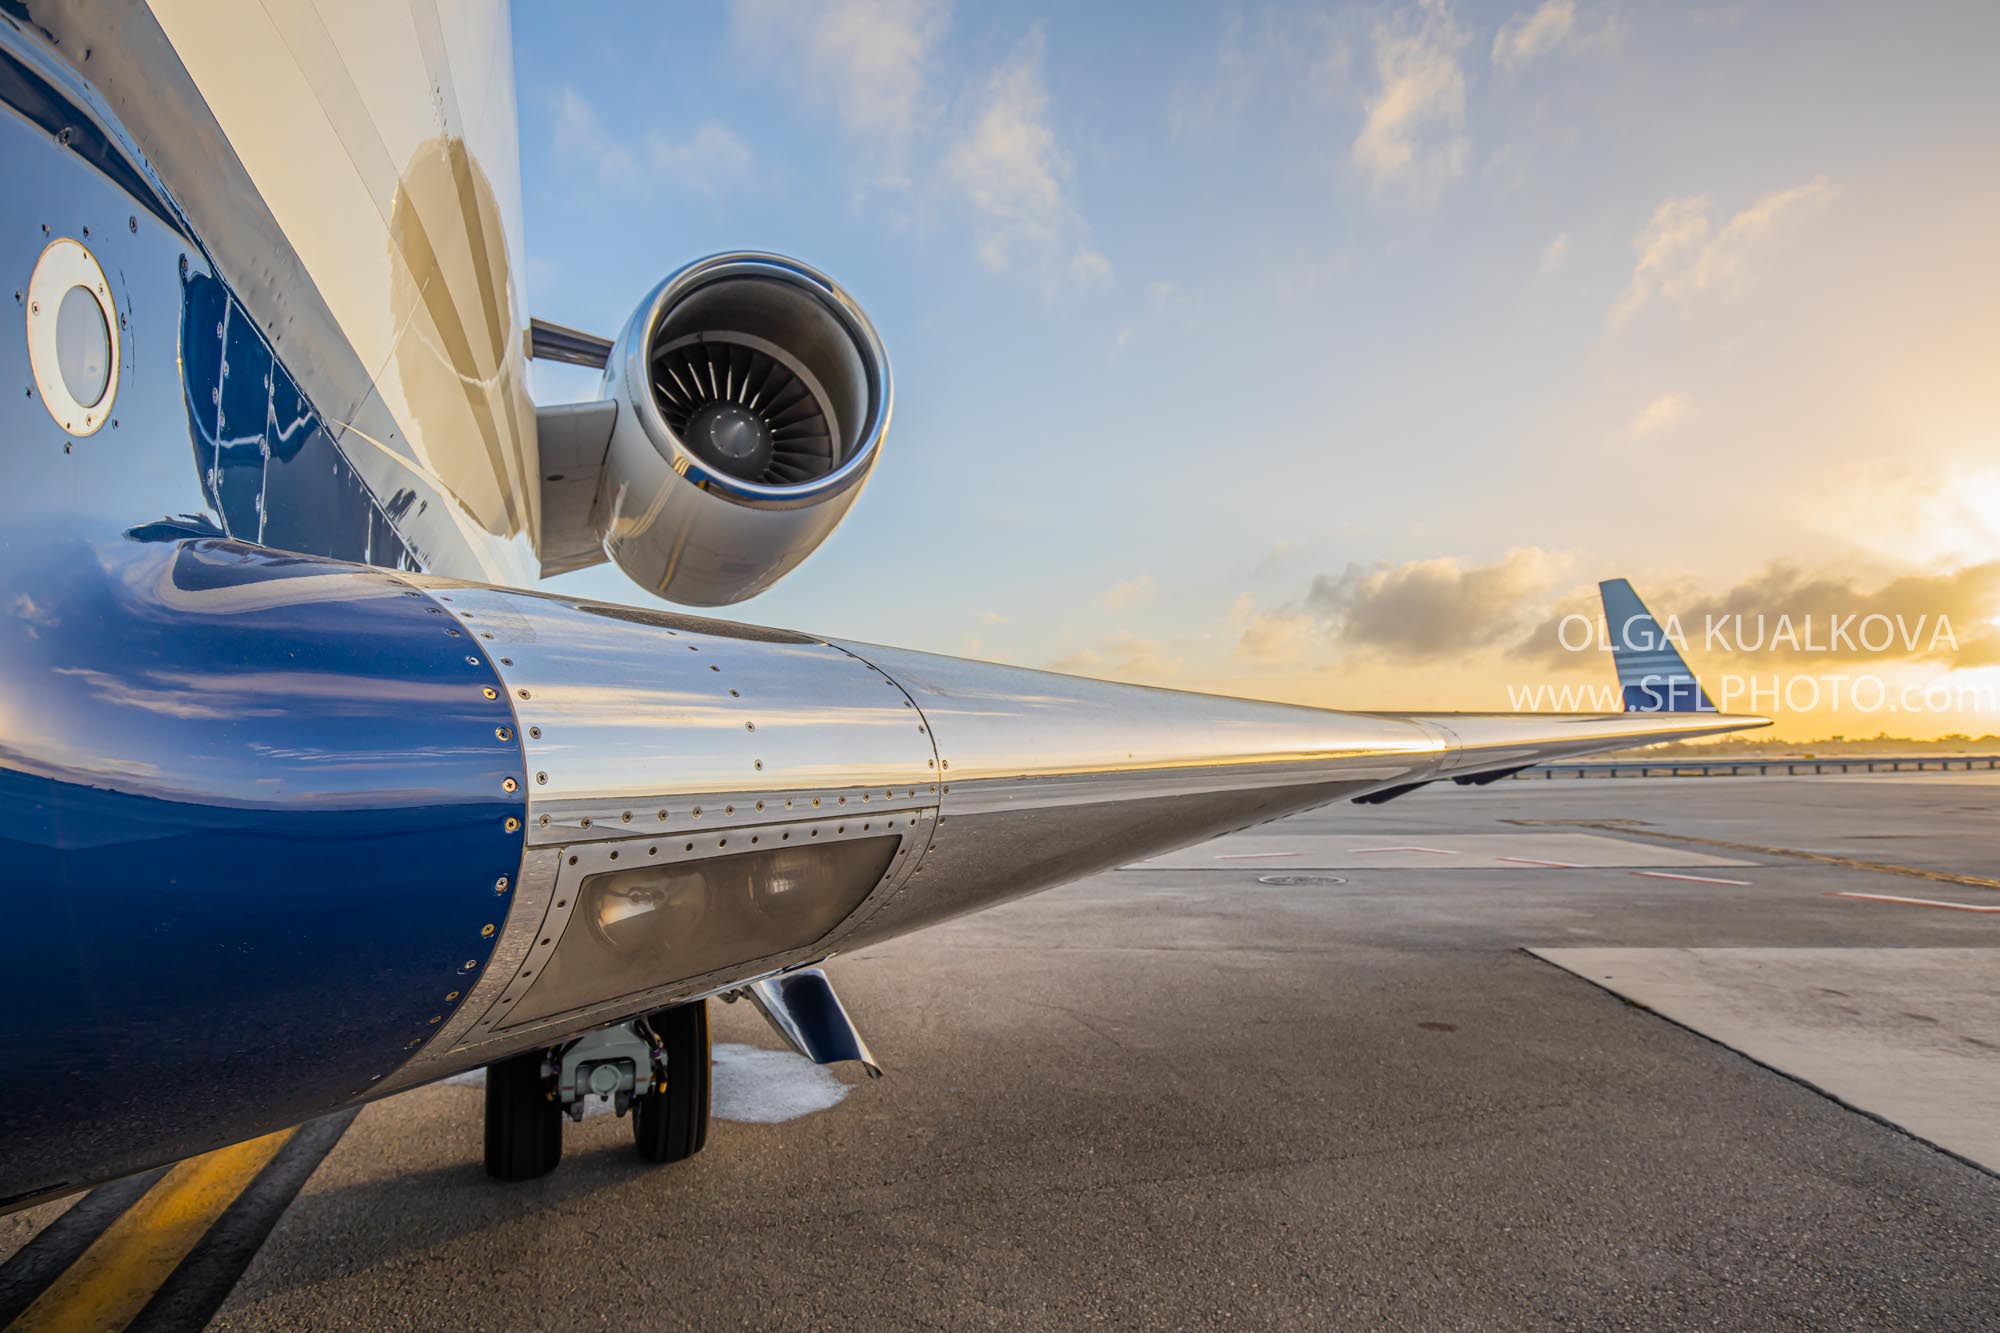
[
  {"x1": 633, "y1": 1000, "x2": 710, "y2": 1163},
  {"x1": 484, "y1": 1048, "x2": 562, "y2": 1181}
]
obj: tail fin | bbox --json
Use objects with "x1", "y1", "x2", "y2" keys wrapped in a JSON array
[{"x1": 1598, "y1": 579, "x2": 1715, "y2": 713}]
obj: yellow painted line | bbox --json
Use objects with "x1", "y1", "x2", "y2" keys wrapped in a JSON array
[{"x1": 11, "y1": 1129, "x2": 294, "y2": 1332}]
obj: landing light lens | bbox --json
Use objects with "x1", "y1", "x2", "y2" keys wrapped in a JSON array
[{"x1": 503, "y1": 836, "x2": 898, "y2": 1029}]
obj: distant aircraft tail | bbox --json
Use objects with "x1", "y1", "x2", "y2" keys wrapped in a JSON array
[{"x1": 1598, "y1": 578, "x2": 1715, "y2": 713}]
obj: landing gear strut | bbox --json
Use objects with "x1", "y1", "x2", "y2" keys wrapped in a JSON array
[{"x1": 480, "y1": 999, "x2": 711, "y2": 1181}]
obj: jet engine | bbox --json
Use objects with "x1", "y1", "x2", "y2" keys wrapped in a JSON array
[{"x1": 543, "y1": 253, "x2": 891, "y2": 607}]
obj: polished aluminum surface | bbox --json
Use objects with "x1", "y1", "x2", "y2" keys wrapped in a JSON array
[
  {"x1": 532, "y1": 399, "x2": 620, "y2": 577},
  {"x1": 1400, "y1": 710, "x2": 1763, "y2": 780},
  {"x1": 835, "y1": 639, "x2": 1441, "y2": 791},
  {"x1": 824, "y1": 644, "x2": 1767, "y2": 945},
  {"x1": 372, "y1": 580, "x2": 1764, "y2": 1091},
  {"x1": 405, "y1": 577, "x2": 940, "y2": 843},
  {"x1": 592, "y1": 252, "x2": 892, "y2": 605},
  {"x1": 610, "y1": 253, "x2": 889, "y2": 507},
  {"x1": 743, "y1": 968, "x2": 882, "y2": 1077},
  {"x1": 386, "y1": 588, "x2": 1766, "y2": 1090},
  {"x1": 829, "y1": 640, "x2": 1454, "y2": 943},
  {"x1": 527, "y1": 316, "x2": 615, "y2": 369},
  {"x1": 381, "y1": 577, "x2": 939, "y2": 1088}
]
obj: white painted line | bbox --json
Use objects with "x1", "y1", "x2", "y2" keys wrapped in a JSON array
[
  {"x1": 1350, "y1": 846, "x2": 1457, "y2": 855},
  {"x1": 1216, "y1": 851, "x2": 1300, "y2": 861},
  {"x1": 1629, "y1": 870, "x2": 1752, "y2": 886},
  {"x1": 1496, "y1": 856, "x2": 1583, "y2": 868},
  {"x1": 1834, "y1": 892, "x2": 2000, "y2": 915}
]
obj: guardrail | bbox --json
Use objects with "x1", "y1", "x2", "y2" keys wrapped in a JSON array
[{"x1": 1512, "y1": 754, "x2": 2000, "y2": 780}]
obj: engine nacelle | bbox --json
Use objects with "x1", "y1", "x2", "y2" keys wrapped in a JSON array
[{"x1": 593, "y1": 253, "x2": 891, "y2": 606}]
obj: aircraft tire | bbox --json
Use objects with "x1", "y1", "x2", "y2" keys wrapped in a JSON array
[
  {"x1": 633, "y1": 999, "x2": 710, "y2": 1163},
  {"x1": 484, "y1": 1048, "x2": 563, "y2": 1181}
]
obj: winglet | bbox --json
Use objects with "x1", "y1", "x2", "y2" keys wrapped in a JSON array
[{"x1": 1598, "y1": 579, "x2": 1715, "y2": 713}]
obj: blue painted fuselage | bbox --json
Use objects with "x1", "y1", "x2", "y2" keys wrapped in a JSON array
[{"x1": 0, "y1": 13, "x2": 521, "y2": 1208}]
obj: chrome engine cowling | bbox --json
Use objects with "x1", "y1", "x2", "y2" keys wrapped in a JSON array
[{"x1": 595, "y1": 253, "x2": 890, "y2": 606}]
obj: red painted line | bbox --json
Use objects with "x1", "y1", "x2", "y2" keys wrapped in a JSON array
[
  {"x1": 1350, "y1": 846, "x2": 1457, "y2": 855},
  {"x1": 1496, "y1": 856, "x2": 1582, "y2": 868},
  {"x1": 1216, "y1": 851, "x2": 1301, "y2": 861},
  {"x1": 1834, "y1": 892, "x2": 2000, "y2": 915},
  {"x1": 1628, "y1": 870, "x2": 1752, "y2": 886}
]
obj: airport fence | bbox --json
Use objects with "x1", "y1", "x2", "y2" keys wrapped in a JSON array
[{"x1": 1510, "y1": 754, "x2": 2000, "y2": 780}]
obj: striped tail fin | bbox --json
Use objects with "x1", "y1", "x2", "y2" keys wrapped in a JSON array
[{"x1": 1598, "y1": 578, "x2": 1715, "y2": 713}]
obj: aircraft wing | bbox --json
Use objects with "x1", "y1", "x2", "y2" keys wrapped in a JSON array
[
  {"x1": 1360, "y1": 576, "x2": 1758, "y2": 799},
  {"x1": 1383, "y1": 706, "x2": 1756, "y2": 784}
]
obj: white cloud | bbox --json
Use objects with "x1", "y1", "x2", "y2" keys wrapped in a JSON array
[
  {"x1": 553, "y1": 88, "x2": 755, "y2": 196},
  {"x1": 1351, "y1": 0, "x2": 1471, "y2": 203},
  {"x1": 1611, "y1": 176, "x2": 1835, "y2": 324},
  {"x1": 1630, "y1": 392, "x2": 1690, "y2": 437},
  {"x1": 1049, "y1": 630, "x2": 1179, "y2": 682},
  {"x1": 1236, "y1": 606, "x2": 1316, "y2": 662},
  {"x1": 1515, "y1": 561, "x2": 2000, "y2": 669},
  {"x1": 970, "y1": 609, "x2": 1008, "y2": 624},
  {"x1": 728, "y1": 0, "x2": 948, "y2": 191},
  {"x1": 1098, "y1": 575, "x2": 1156, "y2": 610},
  {"x1": 552, "y1": 86, "x2": 636, "y2": 185},
  {"x1": 1492, "y1": 1, "x2": 1616, "y2": 70},
  {"x1": 1493, "y1": 0, "x2": 1576, "y2": 69},
  {"x1": 731, "y1": 5, "x2": 1105, "y2": 291},
  {"x1": 647, "y1": 121, "x2": 755, "y2": 194},
  {"x1": 1070, "y1": 246, "x2": 1113, "y2": 284},
  {"x1": 1306, "y1": 547, "x2": 1562, "y2": 658},
  {"x1": 945, "y1": 27, "x2": 1109, "y2": 288},
  {"x1": 1234, "y1": 550, "x2": 1565, "y2": 665},
  {"x1": 1538, "y1": 231, "x2": 1570, "y2": 274},
  {"x1": 1173, "y1": 7, "x2": 1351, "y2": 140}
]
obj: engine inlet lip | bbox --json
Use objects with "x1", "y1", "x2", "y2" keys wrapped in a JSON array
[{"x1": 623, "y1": 252, "x2": 891, "y2": 512}]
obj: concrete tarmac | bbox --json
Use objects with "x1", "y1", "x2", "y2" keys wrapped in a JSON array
[{"x1": 18, "y1": 773, "x2": 2000, "y2": 1329}]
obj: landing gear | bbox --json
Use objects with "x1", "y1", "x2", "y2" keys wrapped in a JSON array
[
  {"x1": 480, "y1": 1001, "x2": 712, "y2": 1181},
  {"x1": 632, "y1": 1000, "x2": 711, "y2": 1163},
  {"x1": 483, "y1": 1047, "x2": 563, "y2": 1181}
]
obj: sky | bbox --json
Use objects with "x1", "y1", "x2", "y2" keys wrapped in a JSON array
[{"x1": 511, "y1": 0, "x2": 2000, "y2": 740}]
